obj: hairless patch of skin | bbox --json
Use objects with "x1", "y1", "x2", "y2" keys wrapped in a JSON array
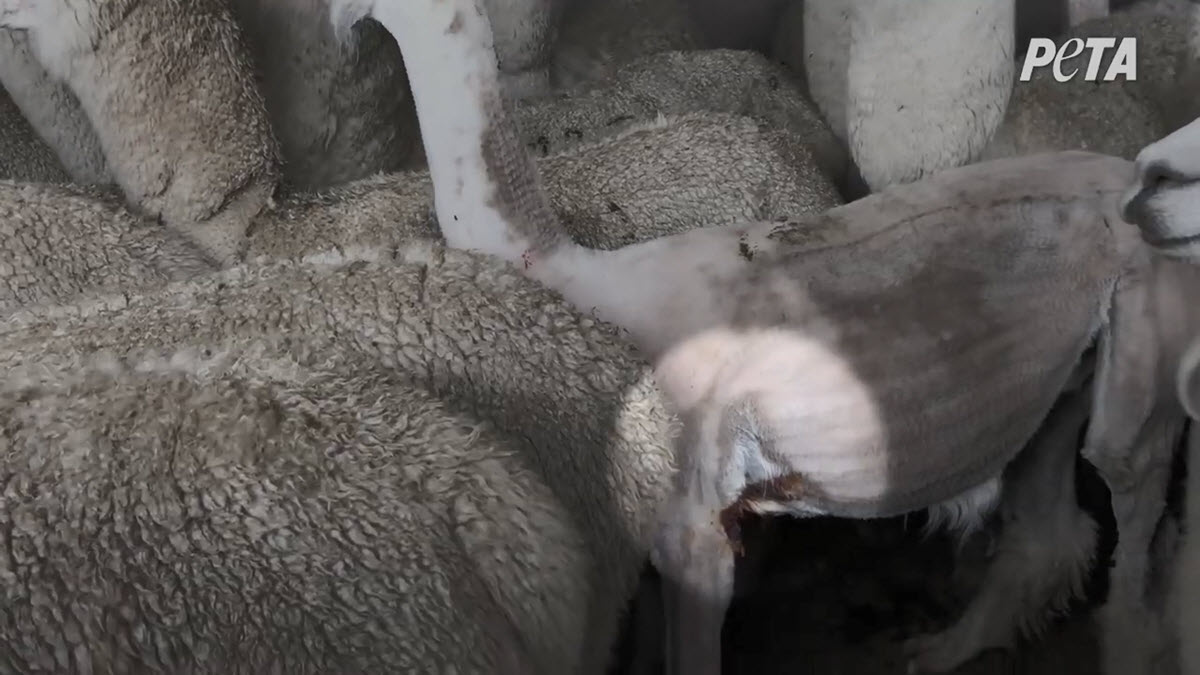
[{"x1": 340, "y1": 1, "x2": 1200, "y2": 673}]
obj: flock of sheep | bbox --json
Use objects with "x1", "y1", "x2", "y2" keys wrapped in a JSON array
[{"x1": 0, "y1": 0, "x2": 1199, "y2": 673}]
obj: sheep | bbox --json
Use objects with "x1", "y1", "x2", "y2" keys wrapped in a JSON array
[
  {"x1": 0, "y1": 248, "x2": 678, "y2": 674},
  {"x1": 515, "y1": 49, "x2": 850, "y2": 195},
  {"x1": 0, "y1": 110, "x2": 837, "y2": 315},
  {"x1": 229, "y1": 0, "x2": 422, "y2": 189},
  {"x1": 980, "y1": 9, "x2": 1194, "y2": 162},
  {"x1": 245, "y1": 112, "x2": 839, "y2": 263},
  {"x1": 350, "y1": 1, "x2": 1200, "y2": 673},
  {"x1": 0, "y1": 353, "x2": 568, "y2": 674},
  {"x1": 0, "y1": 182, "x2": 219, "y2": 315},
  {"x1": 549, "y1": 0, "x2": 702, "y2": 89},
  {"x1": 783, "y1": 0, "x2": 1014, "y2": 191},
  {"x1": 0, "y1": 86, "x2": 70, "y2": 184},
  {"x1": 0, "y1": 0, "x2": 281, "y2": 265},
  {"x1": 0, "y1": 29, "x2": 110, "y2": 184}
]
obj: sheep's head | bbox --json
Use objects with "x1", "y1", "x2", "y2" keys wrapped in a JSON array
[
  {"x1": 1122, "y1": 117, "x2": 1200, "y2": 262},
  {"x1": 1179, "y1": 338, "x2": 1200, "y2": 421}
]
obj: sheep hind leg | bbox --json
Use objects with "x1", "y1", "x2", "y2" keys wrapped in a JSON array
[
  {"x1": 904, "y1": 384, "x2": 1097, "y2": 673},
  {"x1": 650, "y1": 411, "x2": 751, "y2": 675}
]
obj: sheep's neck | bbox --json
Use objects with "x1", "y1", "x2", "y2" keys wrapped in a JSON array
[{"x1": 374, "y1": 0, "x2": 565, "y2": 268}]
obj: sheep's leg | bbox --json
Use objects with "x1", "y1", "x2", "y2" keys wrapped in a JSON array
[
  {"x1": 905, "y1": 385, "x2": 1096, "y2": 673},
  {"x1": 1085, "y1": 278, "x2": 1183, "y2": 675},
  {"x1": 651, "y1": 412, "x2": 748, "y2": 675},
  {"x1": 654, "y1": 503, "x2": 734, "y2": 675},
  {"x1": 1066, "y1": 0, "x2": 1109, "y2": 27}
]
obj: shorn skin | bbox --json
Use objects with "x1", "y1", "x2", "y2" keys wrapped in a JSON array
[
  {"x1": 0, "y1": 109, "x2": 836, "y2": 316},
  {"x1": 1122, "y1": 116, "x2": 1200, "y2": 675},
  {"x1": 0, "y1": 251, "x2": 677, "y2": 674},
  {"x1": 347, "y1": 1, "x2": 1200, "y2": 673},
  {"x1": 0, "y1": 0, "x2": 281, "y2": 265},
  {"x1": 799, "y1": 0, "x2": 1015, "y2": 191}
]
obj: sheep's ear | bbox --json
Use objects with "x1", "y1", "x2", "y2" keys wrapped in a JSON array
[{"x1": 1178, "y1": 340, "x2": 1200, "y2": 420}]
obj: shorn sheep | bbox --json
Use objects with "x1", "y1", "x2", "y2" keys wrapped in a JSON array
[
  {"x1": 0, "y1": 251, "x2": 676, "y2": 674},
  {"x1": 347, "y1": 1, "x2": 1200, "y2": 674},
  {"x1": 0, "y1": 0, "x2": 281, "y2": 265},
  {"x1": 1121, "y1": 115, "x2": 1200, "y2": 675},
  {"x1": 0, "y1": 109, "x2": 838, "y2": 315}
]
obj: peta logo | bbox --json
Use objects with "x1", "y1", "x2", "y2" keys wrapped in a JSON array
[{"x1": 1018, "y1": 37, "x2": 1137, "y2": 82}]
